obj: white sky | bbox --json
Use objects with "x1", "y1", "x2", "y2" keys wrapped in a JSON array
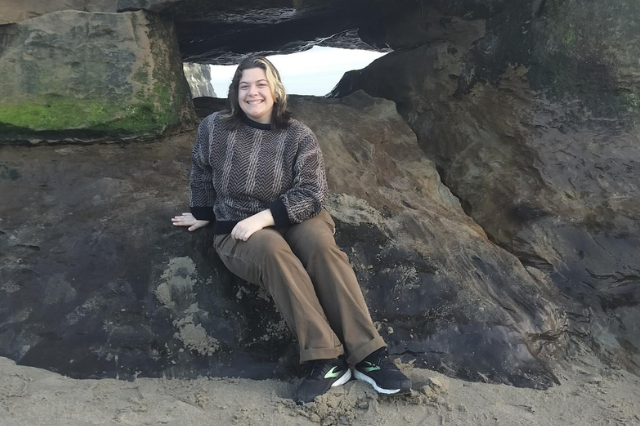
[{"x1": 209, "y1": 46, "x2": 387, "y2": 97}]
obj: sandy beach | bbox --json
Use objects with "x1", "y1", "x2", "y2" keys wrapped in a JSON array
[{"x1": 2, "y1": 349, "x2": 639, "y2": 426}]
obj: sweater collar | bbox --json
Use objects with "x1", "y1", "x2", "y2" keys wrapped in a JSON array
[{"x1": 241, "y1": 114, "x2": 272, "y2": 130}]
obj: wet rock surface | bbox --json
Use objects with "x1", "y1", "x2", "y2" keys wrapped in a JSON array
[
  {"x1": 331, "y1": 1, "x2": 640, "y2": 373},
  {"x1": 1, "y1": 93, "x2": 563, "y2": 387}
]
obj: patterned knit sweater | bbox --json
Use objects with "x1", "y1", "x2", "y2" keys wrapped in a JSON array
[{"x1": 189, "y1": 112, "x2": 329, "y2": 234}]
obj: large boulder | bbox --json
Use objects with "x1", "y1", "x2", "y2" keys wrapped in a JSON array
[
  {"x1": 0, "y1": 0, "x2": 116, "y2": 25},
  {"x1": 0, "y1": 10, "x2": 195, "y2": 143},
  {"x1": 0, "y1": 93, "x2": 563, "y2": 387},
  {"x1": 331, "y1": 0, "x2": 640, "y2": 373}
]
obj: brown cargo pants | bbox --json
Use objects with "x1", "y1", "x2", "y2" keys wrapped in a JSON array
[{"x1": 213, "y1": 209, "x2": 386, "y2": 365}]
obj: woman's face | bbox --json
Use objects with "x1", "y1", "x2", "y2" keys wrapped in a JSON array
[{"x1": 238, "y1": 67, "x2": 275, "y2": 124}]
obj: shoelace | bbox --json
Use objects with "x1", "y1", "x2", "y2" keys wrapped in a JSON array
[{"x1": 368, "y1": 349, "x2": 396, "y2": 368}]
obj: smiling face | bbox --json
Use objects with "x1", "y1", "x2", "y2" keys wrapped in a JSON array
[{"x1": 238, "y1": 67, "x2": 275, "y2": 124}]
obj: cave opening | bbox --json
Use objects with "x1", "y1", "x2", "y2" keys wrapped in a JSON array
[{"x1": 206, "y1": 46, "x2": 387, "y2": 97}]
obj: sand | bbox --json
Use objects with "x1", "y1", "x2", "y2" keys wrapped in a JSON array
[{"x1": 1, "y1": 352, "x2": 639, "y2": 426}]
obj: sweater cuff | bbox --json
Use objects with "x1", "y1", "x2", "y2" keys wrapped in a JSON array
[
  {"x1": 190, "y1": 206, "x2": 216, "y2": 222},
  {"x1": 269, "y1": 199, "x2": 293, "y2": 227}
]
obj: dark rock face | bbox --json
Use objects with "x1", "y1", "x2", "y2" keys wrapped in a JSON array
[
  {"x1": 127, "y1": 0, "x2": 387, "y2": 64},
  {"x1": 0, "y1": 10, "x2": 195, "y2": 144},
  {"x1": 117, "y1": 0, "x2": 182, "y2": 12},
  {"x1": 0, "y1": 133, "x2": 284, "y2": 379},
  {"x1": 1, "y1": 93, "x2": 563, "y2": 387},
  {"x1": 331, "y1": 1, "x2": 640, "y2": 373}
]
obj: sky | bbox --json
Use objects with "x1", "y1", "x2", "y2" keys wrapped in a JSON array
[{"x1": 209, "y1": 46, "x2": 387, "y2": 98}]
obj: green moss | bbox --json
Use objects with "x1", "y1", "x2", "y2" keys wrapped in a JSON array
[
  {"x1": 0, "y1": 96, "x2": 112, "y2": 130},
  {"x1": 151, "y1": 82, "x2": 177, "y2": 125},
  {"x1": 0, "y1": 14, "x2": 189, "y2": 139},
  {"x1": 133, "y1": 61, "x2": 151, "y2": 85},
  {"x1": 94, "y1": 101, "x2": 171, "y2": 134},
  {"x1": 0, "y1": 92, "x2": 174, "y2": 135}
]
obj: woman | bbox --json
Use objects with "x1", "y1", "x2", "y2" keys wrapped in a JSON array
[{"x1": 172, "y1": 56, "x2": 411, "y2": 403}]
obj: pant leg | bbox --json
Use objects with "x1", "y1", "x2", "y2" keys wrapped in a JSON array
[
  {"x1": 283, "y1": 209, "x2": 386, "y2": 365},
  {"x1": 213, "y1": 229, "x2": 344, "y2": 363}
]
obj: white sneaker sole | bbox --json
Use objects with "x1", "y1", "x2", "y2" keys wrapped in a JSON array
[
  {"x1": 331, "y1": 368, "x2": 352, "y2": 387},
  {"x1": 353, "y1": 370, "x2": 401, "y2": 394}
]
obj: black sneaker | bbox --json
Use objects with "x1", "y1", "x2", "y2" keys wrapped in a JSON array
[
  {"x1": 354, "y1": 348, "x2": 412, "y2": 394},
  {"x1": 293, "y1": 357, "x2": 352, "y2": 404}
]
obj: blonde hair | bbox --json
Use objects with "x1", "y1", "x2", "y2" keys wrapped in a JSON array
[{"x1": 254, "y1": 57, "x2": 286, "y2": 104}]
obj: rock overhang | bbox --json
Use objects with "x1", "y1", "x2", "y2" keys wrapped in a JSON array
[
  {"x1": 2, "y1": 0, "x2": 496, "y2": 65},
  {"x1": 156, "y1": 0, "x2": 390, "y2": 64},
  {"x1": 1, "y1": 0, "x2": 638, "y2": 387}
]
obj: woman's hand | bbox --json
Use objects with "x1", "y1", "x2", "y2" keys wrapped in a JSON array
[
  {"x1": 231, "y1": 210, "x2": 275, "y2": 241},
  {"x1": 171, "y1": 212, "x2": 210, "y2": 231}
]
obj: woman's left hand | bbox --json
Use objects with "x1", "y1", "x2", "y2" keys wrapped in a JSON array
[
  {"x1": 232, "y1": 210, "x2": 275, "y2": 241},
  {"x1": 171, "y1": 212, "x2": 210, "y2": 231}
]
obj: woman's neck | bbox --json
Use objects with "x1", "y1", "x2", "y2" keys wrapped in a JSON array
[{"x1": 241, "y1": 114, "x2": 271, "y2": 130}]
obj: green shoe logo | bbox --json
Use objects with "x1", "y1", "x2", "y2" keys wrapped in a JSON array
[
  {"x1": 362, "y1": 362, "x2": 380, "y2": 373},
  {"x1": 324, "y1": 367, "x2": 345, "y2": 379}
]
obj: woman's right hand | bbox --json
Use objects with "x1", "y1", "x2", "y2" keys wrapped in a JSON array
[{"x1": 171, "y1": 212, "x2": 210, "y2": 232}]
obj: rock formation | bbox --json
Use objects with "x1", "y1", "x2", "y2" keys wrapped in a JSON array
[
  {"x1": 1, "y1": 93, "x2": 562, "y2": 387},
  {"x1": 331, "y1": 0, "x2": 640, "y2": 374},
  {"x1": 183, "y1": 63, "x2": 217, "y2": 98},
  {"x1": 0, "y1": 1, "x2": 116, "y2": 25},
  {"x1": 0, "y1": 1, "x2": 385, "y2": 63},
  {"x1": 0, "y1": 10, "x2": 194, "y2": 143},
  {"x1": 0, "y1": 0, "x2": 638, "y2": 387}
]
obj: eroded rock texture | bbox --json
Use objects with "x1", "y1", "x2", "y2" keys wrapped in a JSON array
[
  {"x1": 1, "y1": 93, "x2": 562, "y2": 387},
  {"x1": 0, "y1": 0, "x2": 637, "y2": 388},
  {"x1": 0, "y1": 0, "x2": 116, "y2": 25},
  {"x1": 122, "y1": 0, "x2": 386, "y2": 63},
  {"x1": 0, "y1": 0, "x2": 387, "y2": 64},
  {"x1": 0, "y1": 10, "x2": 195, "y2": 143},
  {"x1": 331, "y1": 0, "x2": 640, "y2": 373},
  {"x1": 183, "y1": 63, "x2": 217, "y2": 98}
]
